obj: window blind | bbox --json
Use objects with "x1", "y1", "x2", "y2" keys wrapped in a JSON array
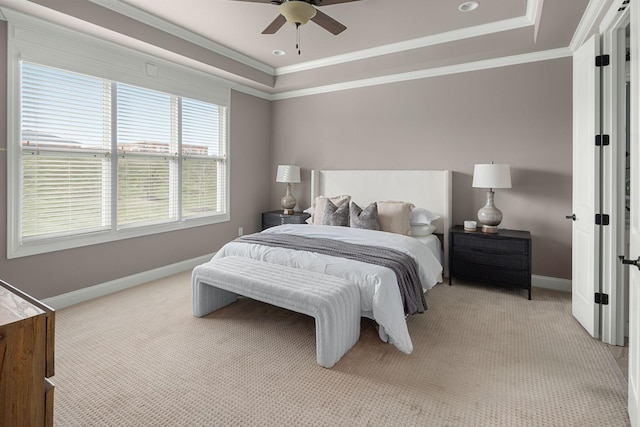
[
  {"x1": 181, "y1": 98, "x2": 227, "y2": 218},
  {"x1": 21, "y1": 62, "x2": 111, "y2": 240},
  {"x1": 116, "y1": 83, "x2": 177, "y2": 228},
  {"x1": 17, "y1": 61, "x2": 229, "y2": 247}
]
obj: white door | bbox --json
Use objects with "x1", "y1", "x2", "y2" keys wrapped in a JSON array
[
  {"x1": 572, "y1": 35, "x2": 601, "y2": 338},
  {"x1": 626, "y1": 5, "x2": 639, "y2": 424}
]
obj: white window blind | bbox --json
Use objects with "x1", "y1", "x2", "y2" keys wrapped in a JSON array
[
  {"x1": 17, "y1": 61, "x2": 229, "y2": 249},
  {"x1": 117, "y1": 83, "x2": 177, "y2": 228},
  {"x1": 181, "y1": 98, "x2": 227, "y2": 219},
  {"x1": 21, "y1": 63, "x2": 112, "y2": 240}
]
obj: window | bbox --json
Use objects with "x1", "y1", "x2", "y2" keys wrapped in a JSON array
[{"x1": 14, "y1": 61, "x2": 228, "y2": 256}]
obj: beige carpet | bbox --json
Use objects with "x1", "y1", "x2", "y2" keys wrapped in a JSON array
[{"x1": 53, "y1": 272, "x2": 630, "y2": 426}]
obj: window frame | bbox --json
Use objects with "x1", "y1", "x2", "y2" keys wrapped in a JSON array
[{"x1": 7, "y1": 16, "x2": 231, "y2": 259}]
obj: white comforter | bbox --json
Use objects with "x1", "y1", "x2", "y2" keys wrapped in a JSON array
[{"x1": 212, "y1": 224, "x2": 443, "y2": 354}]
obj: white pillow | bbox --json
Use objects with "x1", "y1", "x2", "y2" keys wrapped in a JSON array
[
  {"x1": 410, "y1": 224, "x2": 436, "y2": 236},
  {"x1": 312, "y1": 195, "x2": 351, "y2": 225},
  {"x1": 303, "y1": 206, "x2": 313, "y2": 224},
  {"x1": 411, "y1": 207, "x2": 440, "y2": 225},
  {"x1": 377, "y1": 201, "x2": 415, "y2": 236}
]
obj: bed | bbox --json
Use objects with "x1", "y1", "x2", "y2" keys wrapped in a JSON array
[{"x1": 194, "y1": 169, "x2": 452, "y2": 356}]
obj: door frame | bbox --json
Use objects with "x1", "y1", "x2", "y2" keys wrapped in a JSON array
[{"x1": 600, "y1": 5, "x2": 630, "y2": 347}]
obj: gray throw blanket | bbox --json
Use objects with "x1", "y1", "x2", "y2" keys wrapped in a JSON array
[{"x1": 236, "y1": 233, "x2": 427, "y2": 315}]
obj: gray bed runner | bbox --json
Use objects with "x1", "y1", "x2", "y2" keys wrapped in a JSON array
[{"x1": 236, "y1": 233, "x2": 427, "y2": 315}]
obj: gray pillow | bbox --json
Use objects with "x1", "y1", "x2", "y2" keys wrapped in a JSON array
[
  {"x1": 350, "y1": 201, "x2": 380, "y2": 230},
  {"x1": 322, "y1": 199, "x2": 350, "y2": 226}
]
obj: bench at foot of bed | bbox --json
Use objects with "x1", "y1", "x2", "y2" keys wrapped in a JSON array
[{"x1": 192, "y1": 256, "x2": 361, "y2": 368}]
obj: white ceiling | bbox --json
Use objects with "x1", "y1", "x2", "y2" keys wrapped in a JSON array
[{"x1": 0, "y1": 0, "x2": 592, "y2": 94}]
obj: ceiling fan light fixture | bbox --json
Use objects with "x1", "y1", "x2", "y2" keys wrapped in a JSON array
[{"x1": 280, "y1": 1, "x2": 317, "y2": 25}]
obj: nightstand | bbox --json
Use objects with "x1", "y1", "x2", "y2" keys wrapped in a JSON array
[
  {"x1": 262, "y1": 210, "x2": 311, "y2": 230},
  {"x1": 449, "y1": 225, "x2": 532, "y2": 299}
]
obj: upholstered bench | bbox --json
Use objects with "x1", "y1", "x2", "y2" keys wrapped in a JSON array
[{"x1": 192, "y1": 256, "x2": 361, "y2": 368}]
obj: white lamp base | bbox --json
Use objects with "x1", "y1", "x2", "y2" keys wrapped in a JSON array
[
  {"x1": 477, "y1": 189, "x2": 503, "y2": 233},
  {"x1": 280, "y1": 183, "x2": 297, "y2": 215}
]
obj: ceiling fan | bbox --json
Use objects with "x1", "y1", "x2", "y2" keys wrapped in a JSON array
[{"x1": 234, "y1": 0, "x2": 361, "y2": 36}]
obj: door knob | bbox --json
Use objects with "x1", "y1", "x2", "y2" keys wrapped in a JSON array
[
  {"x1": 619, "y1": 255, "x2": 640, "y2": 269},
  {"x1": 565, "y1": 214, "x2": 576, "y2": 221}
]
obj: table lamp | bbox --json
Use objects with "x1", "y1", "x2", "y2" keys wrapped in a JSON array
[
  {"x1": 472, "y1": 162, "x2": 512, "y2": 233},
  {"x1": 276, "y1": 165, "x2": 301, "y2": 215}
]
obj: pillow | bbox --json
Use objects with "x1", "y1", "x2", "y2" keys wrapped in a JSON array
[
  {"x1": 322, "y1": 199, "x2": 350, "y2": 226},
  {"x1": 377, "y1": 201, "x2": 415, "y2": 236},
  {"x1": 350, "y1": 201, "x2": 380, "y2": 230},
  {"x1": 303, "y1": 206, "x2": 313, "y2": 224},
  {"x1": 312, "y1": 195, "x2": 351, "y2": 225},
  {"x1": 410, "y1": 224, "x2": 437, "y2": 236},
  {"x1": 410, "y1": 207, "x2": 440, "y2": 225}
]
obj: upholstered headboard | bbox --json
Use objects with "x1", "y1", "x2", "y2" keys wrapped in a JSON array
[{"x1": 310, "y1": 170, "x2": 452, "y2": 276}]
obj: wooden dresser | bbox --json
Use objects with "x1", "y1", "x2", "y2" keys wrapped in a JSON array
[{"x1": 0, "y1": 280, "x2": 55, "y2": 426}]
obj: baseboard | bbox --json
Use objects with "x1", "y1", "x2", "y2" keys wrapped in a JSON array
[
  {"x1": 42, "y1": 253, "x2": 215, "y2": 309},
  {"x1": 43, "y1": 262, "x2": 571, "y2": 309},
  {"x1": 532, "y1": 275, "x2": 571, "y2": 293}
]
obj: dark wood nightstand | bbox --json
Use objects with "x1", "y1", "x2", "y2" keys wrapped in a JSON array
[
  {"x1": 449, "y1": 225, "x2": 532, "y2": 299},
  {"x1": 262, "y1": 210, "x2": 311, "y2": 230}
]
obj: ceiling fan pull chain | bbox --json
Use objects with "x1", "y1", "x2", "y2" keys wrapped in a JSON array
[{"x1": 296, "y1": 22, "x2": 301, "y2": 55}]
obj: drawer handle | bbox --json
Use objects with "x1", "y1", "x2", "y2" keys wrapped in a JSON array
[{"x1": 565, "y1": 214, "x2": 576, "y2": 221}]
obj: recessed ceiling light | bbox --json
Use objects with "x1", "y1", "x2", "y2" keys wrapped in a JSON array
[
  {"x1": 272, "y1": 49, "x2": 286, "y2": 56},
  {"x1": 458, "y1": 1, "x2": 479, "y2": 12}
]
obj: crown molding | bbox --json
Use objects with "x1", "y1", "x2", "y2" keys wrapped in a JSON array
[
  {"x1": 275, "y1": 15, "x2": 534, "y2": 76},
  {"x1": 87, "y1": 0, "x2": 276, "y2": 75},
  {"x1": 271, "y1": 47, "x2": 572, "y2": 101},
  {"x1": 89, "y1": 0, "x2": 541, "y2": 80},
  {"x1": 528, "y1": 0, "x2": 544, "y2": 42},
  {"x1": 5, "y1": 0, "x2": 573, "y2": 103}
]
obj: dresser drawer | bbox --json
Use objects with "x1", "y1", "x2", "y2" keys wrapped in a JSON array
[
  {"x1": 452, "y1": 233, "x2": 529, "y2": 254},
  {"x1": 452, "y1": 261, "x2": 530, "y2": 288},
  {"x1": 452, "y1": 248, "x2": 529, "y2": 270}
]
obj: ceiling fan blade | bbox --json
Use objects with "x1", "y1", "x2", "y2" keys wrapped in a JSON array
[
  {"x1": 310, "y1": 9, "x2": 347, "y2": 35},
  {"x1": 262, "y1": 14, "x2": 287, "y2": 34},
  {"x1": 311, "y1": 0, "x2": 361, "y2": 5},
  {"x1": 233, "y1": 0, "x2": 279, "y2": 3}
]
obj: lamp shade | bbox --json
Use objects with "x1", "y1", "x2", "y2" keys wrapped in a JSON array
[
  {"x1": 472, "y1": 163, "x2": 512, "y2": 189},
  {"x1": 276, "y1": 165, "x2": 301, "y2": 183}
]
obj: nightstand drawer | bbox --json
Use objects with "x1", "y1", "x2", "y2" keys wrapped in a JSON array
[
  {"x1": 262, "y1": 210, "x2": 310, "y2": 230},
  {"x1": 452, "y1": 248, "x2": 529, "y2": 269},
  {"x1": 452, "y1": 261, "x2": 530, "y2": 288},
  {"x1": 452, "y1": 233, "x2": 529, "y2": 254}
]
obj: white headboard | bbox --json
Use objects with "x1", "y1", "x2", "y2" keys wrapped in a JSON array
[{"x1": 311, "y1": 170, "x2": 452, "y2": 276}]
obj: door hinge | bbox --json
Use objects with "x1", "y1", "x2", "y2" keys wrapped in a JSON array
[
  {"x1": 595, "y1": 292, "x2": 609, "y2": 305},
  {"x1": 596, "y1": 54, "x2": 610, "y2": 67},
  {"x1": 596, "y1": 134, "x2": 610, "y2": 146},
  {"x1": 595, "y1": 214, "x2": 610, "y2": 225}
]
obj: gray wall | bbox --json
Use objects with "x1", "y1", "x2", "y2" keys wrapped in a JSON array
[
  {"x1": 0, "y1": 21, "x2": 273, "y2": 298},
  {"x1": 271, "y1": 58, "x2": 573, "y2": 279},
  {"x1": 0, "y1": 15, "x2": 574, "y2": 299}
]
